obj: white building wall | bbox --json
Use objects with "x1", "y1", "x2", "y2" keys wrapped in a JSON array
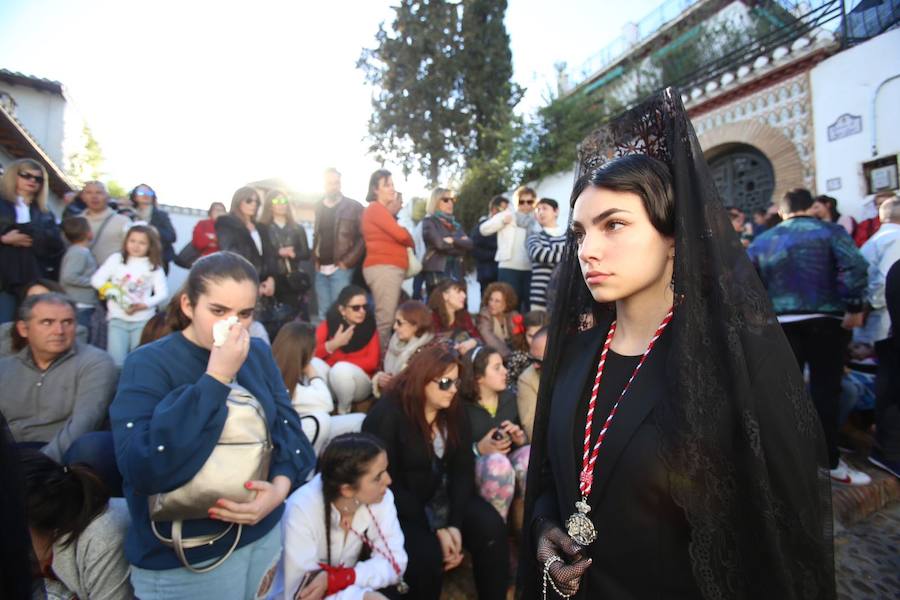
[
  {"x1": 811, "y1": 28, "x2": 900, "y2": 220},
  {"x1": 0, "y1": 82, "x2": 67, "y2": 166}
]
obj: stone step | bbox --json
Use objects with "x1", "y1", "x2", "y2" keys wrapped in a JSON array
[{"x1": 832, "y1": 454, "x2": 900, "y2": 527}]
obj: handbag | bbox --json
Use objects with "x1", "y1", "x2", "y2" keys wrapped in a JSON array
[
  {"x1": 405, "y1": 247, "x2": 422, "y2": 279},
  {"x1": 282, "y1": 258, "x2": 311, "y2": 293},
  {"x1": 174, "y1": 242, "x2": 201, "y2": 269},
  {"x1": 149, "y1": 384, "x2": 272, "y2": 572}
]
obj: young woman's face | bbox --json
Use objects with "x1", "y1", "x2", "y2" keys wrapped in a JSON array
[
  {"x1": 443, "y1": 286, "x2": 466, "y2": 313},
  {"x1": 271, "y1": 197, "x2": 290, "y2": 218},
  {"x1": 240, "y1": 194, "x2": 260, "y2": 220},
  {"x1": 477, "y1": 352, "x2": 507, "y2": 393},
  {"x1": 181, "y1": 278, "x2": 258, "y2": 350},
  {"x1": 393, "y1": 311, "x2": 417, "y2": 342},
  {"x1": 210, "y1": 204, "x2": 226, "y2": 220},
  {"x1": 349, "y1": 451, "x2": 391, "y2": 506},
  {"x1": 16, "y1": 168, "x2": 43, "y2": 198},
  {"x1": 339, "y1": 294, "x2": 368, "y2": 326},
  {"x1": 375, "y1": 176, "x2": 396, "y2": 205},
  {"x1": 487, "y1": 291, "x2": 506, "y2": 316},
  {"x1": 126, "y1": 231, "x2": 151, "y2": 258},
  {"x1": 133, "y1": 186, "x2": 155, "y2": 208},
  {"x1": 424, "y1": 364, "x2": 459, "y2": 414},
  {"x1": 572, "y1": 186, "x2": 674, "y2": 305}
]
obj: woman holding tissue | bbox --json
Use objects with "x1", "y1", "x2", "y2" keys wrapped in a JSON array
[{"x1": 110, "y1": 251, "x2": 315, "y2": 599}]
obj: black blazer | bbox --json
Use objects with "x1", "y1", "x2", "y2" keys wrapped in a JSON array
[
  {"x1": 532, "y1": 315, "x2": 701, "y2": 599},
  {"x1": 362, "y1": 395, "x2": 474, "y2": 531},
  {"x1": 214, "y1": 214, "x2": 276, "y2": 279},
  {"x1": 0, "y1": 199, "x2": 64, "y2": 290}
]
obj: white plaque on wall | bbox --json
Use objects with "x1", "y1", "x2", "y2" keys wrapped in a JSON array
[
  {"x1": 827, "y1": 114, "x2": 862, "y2": 142},
  {"x1": 826, "y1": 178, "x2": 841, "y2": 191}
]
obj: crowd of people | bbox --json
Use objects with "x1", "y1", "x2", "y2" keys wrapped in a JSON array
[{"x1": 0, "y1": 139, "x2": 898, "y2": 600}]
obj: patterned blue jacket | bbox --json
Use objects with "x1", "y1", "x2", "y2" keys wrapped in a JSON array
[{"x1": 747, "y1": 216, "x2": 867, "y2": 316}]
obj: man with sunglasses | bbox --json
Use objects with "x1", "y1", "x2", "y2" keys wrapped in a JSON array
[
  {"x1": 478, "y1": 185, "x2": 538, "y2": 311},
  {"x1": 313, "y1": 168, "x2": 364, "y2": 321}
]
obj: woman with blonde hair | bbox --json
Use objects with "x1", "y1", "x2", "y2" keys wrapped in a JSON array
[
  {"x1": 0, "y1": 158, "x2": 64, "y2": 322},
  {"x1": 421, "y1": 187, "x2": 472, "y2": 293}
]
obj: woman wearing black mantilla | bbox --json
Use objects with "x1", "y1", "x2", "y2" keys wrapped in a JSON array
[{"x1": 521, "y1": 89, "x2": 834, "y2": 600}]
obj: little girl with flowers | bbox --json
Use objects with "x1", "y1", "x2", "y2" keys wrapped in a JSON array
[{"x1": 91, "y1": 224, "x2": 168, "y2": 366}]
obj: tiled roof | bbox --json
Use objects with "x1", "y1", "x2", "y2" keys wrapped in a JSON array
[{"x1": 0, "y1": 68, "x2": 64, "y2": 96}]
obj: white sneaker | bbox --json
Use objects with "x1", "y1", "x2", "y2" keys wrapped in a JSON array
[{"x1": 829, "y1": 459, "x2": 872, "y2": 486}]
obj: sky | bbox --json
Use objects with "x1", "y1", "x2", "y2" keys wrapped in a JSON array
[{"x1": 0, "y1": 0, "x2": 662, "y2": 209}]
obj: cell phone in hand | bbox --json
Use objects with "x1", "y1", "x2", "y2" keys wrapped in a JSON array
[{"x1": 492, "y1": 429, "x2": 508, "y2": 442}]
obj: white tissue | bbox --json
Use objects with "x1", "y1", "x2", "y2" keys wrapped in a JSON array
[{"x1": 212, "y1": 316, "x2": 239, "y2": 347}]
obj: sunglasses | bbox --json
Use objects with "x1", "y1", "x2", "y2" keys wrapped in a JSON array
[
  {"x1": 529, "y1": 355, "x2": 543, "y2": 366},
  {"x1": 519, "y1": 199, "x2": 535, "y2": 206},
  {"x1": 243, "y1": 197, "x2": 260, "y2": 205},
  {"x1": 345, "y1": 304, "x2": 367, "y2": 312},
  {"x1": 18, "y1": 172, "x2": 44, "y2": 184},
  {"x1": 441, "y1": 196, "x2": 456, "y2": 203},
  {"x1": 134, "y1": 190, "x2": 155, "y2": 198},
  {"x1": 433, "y1": 377, "x2": 459, "y2": 391},
  {"x1": 271, "y1": 197, "x2": 289, "y2": 206}
]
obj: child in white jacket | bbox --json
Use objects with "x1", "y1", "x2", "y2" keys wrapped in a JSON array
[{"x1": 90, "y1": 224, "x2": 167, "y2": 366}]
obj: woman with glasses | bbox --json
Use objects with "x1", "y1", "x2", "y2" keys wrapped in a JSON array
[
  {"x1": 0, "y1": 158, "x2": 64, "y2": 322},
  {"x1": 362, "y1": 345, "x2": 509, "y2": 600},
  {"x1": 422, "y1": 187, "x2": 473, "y2": 294},
  {"x1": 372, "y1": 300, "x2": 435, "y2": 398},
  {"x1": 215, "y1": 187, "x2": 277, "y2": 300},
  {"x1": 258, "y1": 190, "x2": 311, "y2": 329},
  {"x1": 361, "y1": 169, "x2": 415, "y2": 352},
  {"x1": 459, "y1": 345, "x2": 530, "y2": 526},
  {"x1": 129, "y1": 184, "x2": 177, "y2": 273},
  {"x1": 314, "y1": 285, "x2": 379, "y2": 414}
]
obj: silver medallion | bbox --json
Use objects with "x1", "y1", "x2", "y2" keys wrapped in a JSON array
[
  {"x1": 565, "y1": 498, "x2": 597, "y2": 546},
  {"x1": 396, "y1": 580, "x2": 410, "y2": 595}
]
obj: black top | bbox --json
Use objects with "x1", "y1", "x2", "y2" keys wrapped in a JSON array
[
  {"x1": 317, "y1": 203, "x2": 337, "y2": 265},
  {"x1": 362, "y1": 395, "x2": 474, "y2": 531},
  {"x1": 464, "y1": 389, "x2": 522, "y2": 446},
  {"x1": 267, "y1": 221, "x2": 311, "y2": 276},
  {"x1": 214, "y1": 214, "x2": 276, "y2": 279}
]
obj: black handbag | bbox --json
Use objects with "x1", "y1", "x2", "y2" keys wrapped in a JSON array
[
  {"x1": 282, "y1": 258, "x2": 310, "y2": 293},
  {"x1": 174, "y1": 242, "x2": 201, "y2": 269}
]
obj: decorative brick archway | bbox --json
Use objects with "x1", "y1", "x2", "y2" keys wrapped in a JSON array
[{"x1": 698, "y1": 120, "x2": 806, "y2": 205}]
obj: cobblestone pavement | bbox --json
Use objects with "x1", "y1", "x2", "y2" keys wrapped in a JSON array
[{"x1": 835, "y1": 501, "x2": 900, "y2": 599}]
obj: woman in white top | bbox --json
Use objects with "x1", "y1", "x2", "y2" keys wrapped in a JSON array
[
  {"x1": 269, "y1": 432, "x2": 407, "y2": 600},
  {"x1": 371, "y1": 300, "x2": 435, "y2": 398},
  {"x1": 272, "y1": 322, "x2": 365, "y2": 456}
]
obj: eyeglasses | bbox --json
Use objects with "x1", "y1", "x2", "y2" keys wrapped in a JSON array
[
  {"x1": 519, "y1": 199, "x2": 535, "y2": 206},
  {"x1": 529, "y1": 355, "x2": 543, "y2": 366},
  {"x1": 433, "y1": 377, "x2": 459, "y2": 391},
  {"x1": 441, "y1": 196, "x2": 456, "y2": 203},
  {"x1": 271, "y1": 197, "x2": 289, "y2": 206},
  {"x1": 18, "y1": 172, "x2": 44, "y2": 184},
  {"x1": 345, "y1": 304, "x2": 367, "y2": 312},
  {"x1": 243, "y1": 197, "x2": 260, "y2": 205}
]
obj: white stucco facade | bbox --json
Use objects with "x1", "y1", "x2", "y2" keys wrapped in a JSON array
[
  {"x1": 0, "y1": 80, "x2": 70, "y2": 167},
  {"x1": 811, "y1": 28, "x2": 900, "y2": 220}
]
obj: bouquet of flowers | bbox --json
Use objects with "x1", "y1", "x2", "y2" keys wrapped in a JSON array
[{"x1": 98, "y1": 274, "x2": 135, "y2": 311}]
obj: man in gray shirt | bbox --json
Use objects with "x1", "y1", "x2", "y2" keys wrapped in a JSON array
[{"x1": 0, "y1": 293, "x2": 117, "y2": 466}]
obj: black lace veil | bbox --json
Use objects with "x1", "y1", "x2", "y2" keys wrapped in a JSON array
[{"x1": 521, "y1": 89, "x2": 834, "y2": 599}]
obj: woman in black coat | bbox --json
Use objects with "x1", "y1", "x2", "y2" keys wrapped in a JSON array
[
  {"x1": 0, "y1": 159, "x2": 64, "y2": 322},
  {"x1": 215, "y1": 187, "x2": 276, "y2": 297},
  {"x1": 362, "y1": 345, "x2": 509, "y2": 600},
  {"x1": 130, "y1": 183, "x2": 177, "y2": 273},
  {"x1": 257, "y1": 189, "x2": 310, "y2": 321}
]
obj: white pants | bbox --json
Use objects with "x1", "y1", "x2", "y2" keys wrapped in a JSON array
[
  {"x1": 327, "y1": 361, "x2": 372, "y2": 414},
  {"x1": 299, "y1": 411, "x2": 367, "y2": 456}
]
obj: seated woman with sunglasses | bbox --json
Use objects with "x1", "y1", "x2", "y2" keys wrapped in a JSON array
[
  {"x1": 215, "y1": 187, "x2": 277, "y2": 299},
  {"x1": 372, "y1": 300, "x2": 435, "y2": 399},
  {"x1": 362, "y1": 345, "x2": 509, "y2": 600},
  {"x1": 315, "y1": 285, "x2": 380, "y2": 414},
  {"x1": 459, "y1": 346, "x2": 530, "y2": 525},
  {"x1": 268, "y1": 433, "x2": 406, "y2": 600},
  {"x1": 421, "y1": 188, "x2": 472, "y2": 294}
]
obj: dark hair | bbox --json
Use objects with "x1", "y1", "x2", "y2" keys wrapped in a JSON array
[
  {"x1": 481, "y1": 281, "x2": 518, "y2": 314},
  {"x1": 532, "y1": 325, "x2": 550, "y2": 343},
  {"x1": 139, "y1": 313, "x2": 171, "y2": 346},
  {"x1": 489, "y1": 195, "x2": 509, "y2": 210},
  {"x1": 129, "y1": 183, "x2": 157, "y2": 206},
  {"x1": 20, "y1": 449, "x2": 109, "y2": 548},
  {"x1": 523, "y1": 310, "x2": 550, "y2": 330},
  {"x1": 272, "y1": 322, "x2": 317, "y2": 392},
  {"x1": 366, "y1": 169, "x2": 392, "y2": 203},
  {"x1": 184, "y1": 252, "x2": 259, "y2": 308},
  {"x1": 387, "y1": 344, "x2": 463, "y2": 453},
  {"x1": 813, "y1": 195, "x2": 840, "y2": 222},
  {"x1": 258, "y1": 189, "x2": 296, "y2": 227},
  {"x1": 573, "y1": 154, "x2": 675, "y2": 237},
  {"x1": 396, "y1": 300, "x2": 433, "y2": 337},
  {"x1": 122, "y1": 224, "x2": 163, "y2": 269},
  {"x1": 208, "y1": 202, "x2": 226, "y2": 217},
  {"x1": 332, "y1": 284, "x2": 368, "y2": 312},
  {"x1": 229, "y1": 186, "x2": 260, "y2": 222},
  {"x1": 427, "y1": 279, "x2": 468, "y2": 328},
  {"x1": 779, "y1": 188, "x2": 814, "y2": 214},
  {"x1": 318, "y1": 432, "x2": 386, "y2": 566},
  {"x1": 61, "y1": 216, "x2": 90, "y2": 243},
  {"x1": 538, "y1": 197, "x2": 559, "y2": 211},
  {"x1": 18, "y1": 279, "x2": 66, "y2": 304},
  {"x1": 458, "y1": 345, "x2": 502, "y2": 404}
]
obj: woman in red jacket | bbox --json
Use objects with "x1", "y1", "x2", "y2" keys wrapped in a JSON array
[
  {"x1": 315, "y1": 285, "x2": 379, "y2": 414},
  {"x1": 361, "y1": 169, "x2": 414, "y2": 353},
  {"x1": 191, "y1": 202, "x2": 226, "y2": 256}
]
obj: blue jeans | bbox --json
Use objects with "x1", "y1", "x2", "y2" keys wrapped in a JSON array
[
  {"x1": 107, "y1": 318, "x2": 148, "y2": 367},
  {"x1": 498, "y1": 268, "x2": 532, "y2": 312},
  {"x1": 130, "y1": 522, "x2": 282, "y2": 599},
  {"x1": 314, "y1": 267, "x2": 353, "y2": 320},
  {"x1": 76, "y1": 307, "x2": 95, "y2": 329},
  {"x1": 63, "y1": 431, "x2": 123, "y2": 497},
  {"x1": 0, "y1": 290, "x2": 17, "y2": 323}
]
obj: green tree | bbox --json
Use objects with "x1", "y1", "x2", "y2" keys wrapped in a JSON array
[{"x1": 66, "y1": 122, "x2": 103, "y2": 185}]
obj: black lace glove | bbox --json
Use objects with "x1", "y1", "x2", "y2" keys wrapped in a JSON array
[{"x1": 534, "y1": 518, "x2": 592, "y2": 597}]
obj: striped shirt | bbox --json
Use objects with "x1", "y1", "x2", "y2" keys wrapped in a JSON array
[{"x1": 527, "y1": 227, "x2": 567, "y2": 309}]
